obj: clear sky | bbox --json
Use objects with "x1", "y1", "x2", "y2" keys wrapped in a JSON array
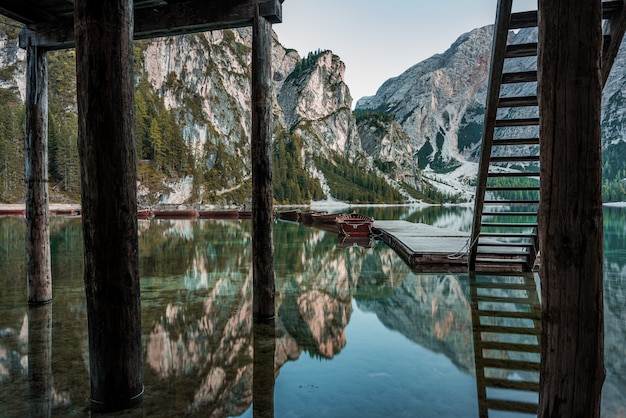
[{"x1": 273, "y1": 0, "x2": 536, "y2": 105}]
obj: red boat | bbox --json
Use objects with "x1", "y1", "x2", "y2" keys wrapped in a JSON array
[
  {"x1": 153, "y1": 209, "x2": 198, "y2": 219},
  {"x1": 198, "y1": 210, "x2": 239, "y2": 219},
  {"x1": 0, "y1": 209, "x2": 25, "y2": 216},
  {"x1": 311, "y1": 211, "x2": 343, "y2": 224},
  {"x1": 278, "y1": 209, "x2": 300, "y2": 222},
  {"x1": 299, "y1": 210, "x2": 325, "y2": 225},
  {"x1": 238, "y1": 210, "x2": 252, "y2": 219},
  {"x1": 137, "y1": 209, "x2": 153, "y2": 219},
  {"x1": 336, "y1": 212, "x2": 373, "y2": 237}
]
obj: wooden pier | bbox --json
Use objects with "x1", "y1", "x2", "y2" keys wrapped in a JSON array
[
  {"x1": 374, "y1": 220, "x2": 530, "y2": 273},
  {"x1": 373, "y1": 221, "x2": 470, "y2": 273}
]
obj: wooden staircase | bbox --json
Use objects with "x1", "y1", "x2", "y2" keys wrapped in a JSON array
[
  {"x1": 470, "y1": 273, "x2": 541, "y2": 417},
  {"x1": 468, "y1": 0, "x2": 626, "y2": 272}
]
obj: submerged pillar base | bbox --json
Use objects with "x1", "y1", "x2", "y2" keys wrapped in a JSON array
[{"x1": 90, "y1": 388, "x2": 144, "y2": 413}]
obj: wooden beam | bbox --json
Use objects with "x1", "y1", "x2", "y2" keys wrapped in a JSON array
[
  {"x1": 538, "y1": 0, "x2": 605, "y2": 416},
  {"x1": 602, "y1": 0, "x2": 626, "y2": 86},
  {"x1": 24, "y1": 41, "x2": 52, "y2": 305},
  {"x1": 0, "y1": 1, "x2": 61, "y2": 25},
  {"x1": 469, "y1": 0, "x2": 513, "y2": 270},
  {"x1": 74, "y1": 0, "x2": 143, "y2": 411},
  {"x1": 19, "y1": 0, "x2": 283, "y2": 50},
  {"x1": 251, "y1": 6, "x2": 275, "y2": 321}
]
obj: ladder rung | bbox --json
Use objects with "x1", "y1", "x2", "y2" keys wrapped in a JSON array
[
  {"x1": 603, "y1": 1, "x2": 623, "y2": 18},
  {"x1": 486, "y1": 186, "x2": 540, "y2": 191},
  {"x1": 481, "y1": 357, "x2": 540, "y2": 371},
  {"x1": 481, "y1": 222, "x2": 537, "y2": 228},
  {"x1": 498, "y1": 95, "x2": 538, "y2": 108},
  {"x1": 485, "y1": 378, "x2": 540, "y2": 392},
  {"x1": 472, "y1": 281, "x2": 537, "y2": 291},
  {"x1": 477, "y1": 309, "x2": 541, "y2": 320},
  {"x1": 482, "y1": 211, "x2": 537, "y2": 216},
  {"x1": 509, "y1": 11, "x2": 538, "y2": 29},
  {"x1": 476, "y1": 325, "x2": 541, "y2": 337},
  {"x1": 484, "y1": 399, "x2": 538, "y2": 414},
  {"x1": 492, "y1": 137, "x2": 540, "y2": 146},
  {"x1": 487, "y1": 172, "x2": 540, "y2": 178},
  {"x1": 484, "y1": 200, "x2": 540, "y2": 205},
  {"x1": 478, "y1": 250, "x2": 530, "y2": 258},
  {"x1": 501, "y1": 71, "x2": 537, "y2": 84},
  {"x1": 490, "y1": 155, "x2": 540, "y2": 163},
  {"x1": 480, "y1": 235, "x2": 537, "y2": 239},
  {"x1": 477, "y1": 241, "x2": 535, "y2": 248},
  {"x1": 505, "y1": 42, "x2": 537, "y2": 58},
  {"x1": 495, "y1": 118, "x2": 539, "y2": 127},
  {"x1": 474, "y1": 295, "x2": 536, "y2": 305},
  {"x1": 476, "y1": 258, "x2": 529, "y2": 265},
  {"x1": 480, "y1": 340, "x2": 540, "y2": 353}
]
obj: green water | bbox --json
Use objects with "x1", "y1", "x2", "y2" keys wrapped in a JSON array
[{"x1": 0, "y1": 206, "x2": 624, "y2": 417}]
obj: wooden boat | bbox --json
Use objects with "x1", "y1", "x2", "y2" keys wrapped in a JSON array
[
  {"x1": 0, "y1": 208, "x2": 25, "y2": 216},
  {"x1": 336, "y1": 212, "x2": 373, "y2": 237},
  {"x1": 299, "y1": 210, "x2": 326, "y2": 225},
  {"x1": 238, "y1": 210, "x2": 252, "y2": 219},
  {"x1": 197, "y1": 210, "x2": 239, "y2": 219},
  {"x1": 137, "y1": 209, "x2": 153, "y2": 219},
  {"x1": 51, "y1": 208, "x2": 80, "y2": 216},
  {"x1": 153, "y1": 209, "x2": 198, "y2": 219},
  {"x1": 311, "y1": 211, "x2": 343, "y2": 224},
  {"x1": 278, "y1": 209, "x2": 300, "y2": 222}
]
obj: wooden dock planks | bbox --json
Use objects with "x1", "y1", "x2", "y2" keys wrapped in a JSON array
[{"x1": 373, "y1": 220, "x2": 471, "y2": 272}]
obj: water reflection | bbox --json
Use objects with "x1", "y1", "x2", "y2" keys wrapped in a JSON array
[{"x1": 0, "y1": 206, "x2": 625, "y2": 417}]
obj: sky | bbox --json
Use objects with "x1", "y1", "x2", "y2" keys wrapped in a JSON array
[{"x1": 273, "y1": 0, "x2": 537, "y2": 106}]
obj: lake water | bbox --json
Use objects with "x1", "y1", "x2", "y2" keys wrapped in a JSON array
[{"x1": 0, "y1": 206, "x2": 625, "y2": 417}]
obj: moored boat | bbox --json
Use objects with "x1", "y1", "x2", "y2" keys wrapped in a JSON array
[
  {"x1": 311, "y1": 211, "x2": 343, "y2": 224},
  {"x1": 336, "y1": 212, "x2": 373, "y2": 237},
  {"x1": 198, "y1": 210, "x2": 239, "y2": 219},
  {"x1": 238, "y1": 210, "x2": 252, "y2": 219},
  {"x1": 278, "y1": 209, "x2": 300, "y2": 222},
  {"x1": 153, "y1": 209, "x2": 198, "y2": 219},
  {"x1": 137, "y1": 209, "x2": 153, "y2": 219},
  {"x1": 0, "y1": 208, "x2": 25, "y2": 216}
]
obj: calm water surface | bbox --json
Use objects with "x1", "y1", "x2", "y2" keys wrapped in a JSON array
[{"x1": 0, "y1": 206, "x2": 625, "y2": 417}]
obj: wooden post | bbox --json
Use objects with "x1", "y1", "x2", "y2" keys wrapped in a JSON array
[
  {"x1": 74, "y1": 0, "x2": 143, "y2": 411},
  {"x1": 28, "y1": 304, "x2": 53, "y2": 417},
  {"x1": 538, "y1": 0, "x2": 605, "y2": 416},
  {"x1": 252, "y1": 6, "x2": 275, "y2": 321},
  {"x1": 24, "y1": 42, "x2": 52, "y2": 304}
]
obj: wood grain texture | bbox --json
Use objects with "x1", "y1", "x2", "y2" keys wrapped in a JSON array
[
  {"x1": 251, "y1": 9, "x2": 275, "y2": 321},
  {"x1": 538, "y1": 0, "x2": 605, "y2": 416},
  {"x1": 25, "y1": 43, "x2": 51, "y2": 304},
  {"x1": 74, "y1": 0, "x2": 143, "y2": 411}
]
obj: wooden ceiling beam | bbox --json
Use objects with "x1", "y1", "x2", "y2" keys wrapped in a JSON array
[
  {"x1": 18, "y1": 0, "x2": 283, "y2": 50},
  {"x1": 0, "y1": 0, "x2": 60, "y2": 25}
]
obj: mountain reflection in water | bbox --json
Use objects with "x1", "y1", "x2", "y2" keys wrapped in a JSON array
[{"x1": 0, "y1": 206, "x2": 625, "y2": 417}]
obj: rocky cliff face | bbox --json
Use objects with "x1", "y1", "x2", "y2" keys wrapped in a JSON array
[{"x1": 357, "y1": 26, "x2": 492, "y2": 172}]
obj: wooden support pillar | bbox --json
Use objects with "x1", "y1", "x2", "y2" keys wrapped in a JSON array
[
  {"x1": 25, "y1": 42, "x2": 51, "y2": 304},
  {"x1": 252, "y1": 7, "x2": 275, "y2": 321},
  {"x1": 74, "y1": 0, "x2": 143, "y2": 411},
  {"x1": 538, "y1": 0, "x2": 605, "y2": 416}
]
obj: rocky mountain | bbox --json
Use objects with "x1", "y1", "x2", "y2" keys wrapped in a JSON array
[
  {"x1": 3, "y1": 16, "x2": 626, "y2": 205},
  {"x1": 357, "y1": 25, "x2": 626, "y2": 201},
  {"x1": 0, "y1": 18, "x2": 429, "y2": 205}
]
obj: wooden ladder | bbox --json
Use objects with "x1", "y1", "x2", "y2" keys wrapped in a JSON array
[
  {"x1": 470, "y1": 272, "x2": 541, "y2": 417},
  {"x1": 468, "y1": 0, "x2": 626, "y2": 272}
]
